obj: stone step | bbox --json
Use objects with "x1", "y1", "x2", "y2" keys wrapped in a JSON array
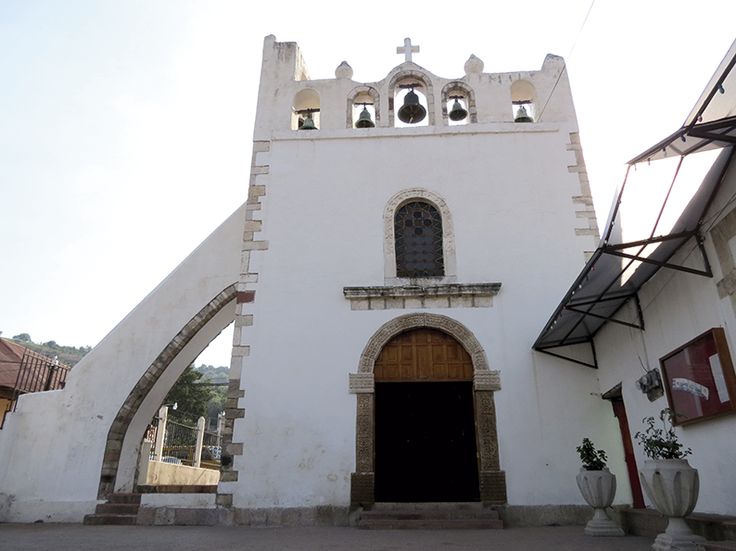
[
  {"x1": 355, "y1": 503, "x2": 503, "y2": 530},
  {"x1": 360, "y1": 509, "x2": 499, "y2": 521},
  {"x1": 83, "y1": 513, "x2": 137, "y2": 526},
  {"x1": 107, "y1": 492, "x2": 142, "y2": 504},
  {"x1": 136, "y1": 484, "x2": 216, "y2": 494},
  {"x1": 357, "y1": 518, "x2": 504, "y2": 530},
  {"x1": 95, "y1": 502, "x2": 140, "y2": 515},
  {"x1": 705, "y1": 542, "x2": 736, "y2": 551},
  {"x1": 370, "y1": 502, "x2": 485, "y2": 511}
]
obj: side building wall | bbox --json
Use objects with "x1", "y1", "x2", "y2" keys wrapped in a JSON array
[{"x1": 594, "y1": 155, "x2": 736, "y2": 515}]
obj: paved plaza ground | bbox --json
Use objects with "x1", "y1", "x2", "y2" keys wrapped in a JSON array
[{"x1": 0, "y1": 524, "x2": 655, "y2": 551}]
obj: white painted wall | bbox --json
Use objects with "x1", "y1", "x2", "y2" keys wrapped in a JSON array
[
  {"x1": 0, "y1": 204, "x2": 244, "y2": 522},
  {"x1": 226, "y1": 37, "x2": 624, "y2": 510},
  {"x1": 594, "y1": 157, "x2": 736, "y2": 515}
]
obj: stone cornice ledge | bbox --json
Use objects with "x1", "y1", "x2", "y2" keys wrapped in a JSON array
[{"x1": 343, "y1": 282, "x2": 501, "y2": 310}]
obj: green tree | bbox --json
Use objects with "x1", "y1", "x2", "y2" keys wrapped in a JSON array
[
  {"x1": 12, "y1": 333, "x2": 32, "y2": 342},
  {"x1": 164, "y1": 366, "x2": 215, "y2": 424}
]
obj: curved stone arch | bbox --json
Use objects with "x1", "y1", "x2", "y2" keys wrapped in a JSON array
[
  {"x1": 349, "y1": 313, "x2": 506, "y2": 506},
  {"x1": 441, "y1": 80, "x2": 478, "y2": 124},
  {"x1": 97, "y1": 284, "x2": 237, "y2": 498},
  {"x1": 387, "y1": 70, "x2": 435, "y2": 127},
  {"x1": 346, "y1": 85, "x2": 380, "y2": 128},
  {"x1": 383, "y1": 188, "x2": 457, "y2": 282},
  {"x1": 358, "y1": 313, "x2": 487, "y2": 374}
]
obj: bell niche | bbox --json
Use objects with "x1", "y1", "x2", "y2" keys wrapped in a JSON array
[
  {"x1": 292, "y1": 88, "x2": 320, "y2": 130},
  {"x1": 511, "y1": 79, "x2": 536, "y2": 123},
  {"x1": 393, "y1": 80, "x2": 429, "y2": 127}
]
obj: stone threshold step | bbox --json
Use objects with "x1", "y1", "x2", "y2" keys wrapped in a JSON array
[
  {"x1": 107, "y1": 493, "x2": 142, "y2": 504},
  {"x1": 370, "y1": 502, "x2": 485, "y2": 510},
  {"x1": 83, "y1": 514, "x2": 137, "y2": 526},
  {"x1": 357, "y1": 518, "x2": 504, "y2": 530},
  {"x1": 137, "y1": 485, "x2": 216, "y2": 494},
  {"x1": 360, "y1": 510, "x2": 500, "y2": 521},
  {"x1": 705, "y1": 542, "x2": 736, "y2": 551},
  {"x1": 94, "y1": 503, "x2": 140, "y2": 515}
]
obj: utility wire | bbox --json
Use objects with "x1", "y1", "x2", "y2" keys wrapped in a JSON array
[{"x1": 536, "y1": 0, "x2": 596, "y2": 121}]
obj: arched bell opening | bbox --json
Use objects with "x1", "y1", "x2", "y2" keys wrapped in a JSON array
[
  {"x1": 292, "y1": 88, "x2": 321, "y2": 130},
  {"x1": 97, "y1": 286, "x2": 237, "y2": 498},
  {"x1": 510, "y1": 79, "x2": 536, "y2": 123},
  {"x1": 441, "y1": 82, "x2": 477, "y2": 126},
  {"x1": 388, "y1": 72, "x2": 433, "y2": 128},
  {"x1": 348, "y1": 86, "x2": 380, "y2": 129}
]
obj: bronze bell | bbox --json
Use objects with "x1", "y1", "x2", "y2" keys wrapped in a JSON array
[
  {"x1": 449, "y1": 97, "x2": 468, "y2": 121},
  {"x1": 514, "y1": 104, "x2": 533, "y2": 123},
  {"x1": 300, "y1": 111, "x2": 317, "y2": 130},
  {"x1": 398, "y1": 87, "x2": 426, "y2": 124},
  {"x1": 355, "y1": 105, "x2": 375, "y2": 128}
]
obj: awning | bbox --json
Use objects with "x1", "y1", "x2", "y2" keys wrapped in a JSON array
[
  {"x1": 629, "y1": 39, "x2": 736, "y2": 164},
  {"x1": 533, "y1": 39, "x2": 736, "y2": 368},
  {"x1": 533, "y1": 147, "x2": 734, "y2": 368}
]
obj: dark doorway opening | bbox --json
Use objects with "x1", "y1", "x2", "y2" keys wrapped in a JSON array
[
  {"x1": 375, "y1": 381, "x2": 480, "y2": 502},
  {"x1": 603, "y1": 384, "x2": 645, "y2": 509}
]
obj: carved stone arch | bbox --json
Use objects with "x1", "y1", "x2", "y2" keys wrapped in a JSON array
[
  {"x1": 349, "y1": 313, "x2": 506, "y2": 507},
  {"x1": 97, "y1": 284, "x2": 237, "y2": 498},
  {"x1": 347, "y1": 85, "x2": 380, "y2": 128},
  {"x1": 388, "y1": 70, "x2": 435, "y2": 127},
  {"x1": 441, "y1": 80, "x2": 478, "y2": 124},
  {"x1": 358, "y1": 313, "x2": 487, "y2": 374},
  {"x1": 383, "y1": 188, "x2": 456, "y2": 282}
]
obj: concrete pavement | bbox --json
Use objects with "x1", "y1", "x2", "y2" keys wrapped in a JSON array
[{"x1": 0, "y1": 524, "x2": 655, "y2": 550}]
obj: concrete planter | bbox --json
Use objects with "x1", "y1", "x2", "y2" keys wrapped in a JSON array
[
  {"x1": 576, "y1": 468, "x2": 624, "y2": 536},
  {"x1": 639, "y1": 459, "x2": 705, "y2": 551}
]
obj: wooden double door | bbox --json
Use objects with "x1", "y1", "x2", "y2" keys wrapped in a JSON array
[{"x1": 374, "y1": 328, "x2": 480, "y2": 502}]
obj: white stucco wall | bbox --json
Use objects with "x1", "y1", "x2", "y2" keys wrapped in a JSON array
[
  {"x1": 0, "y1": 204, "x2": 244, "y2": 522},
  {"x1": 226, "y1": 37, "x2": 623, "y2": 509},
  {"x1": 594, "y1": 156, "x2": 736, "y2": 515}
]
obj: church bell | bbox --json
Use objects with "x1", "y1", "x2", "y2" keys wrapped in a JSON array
[
  {"x1": 397, "y1": 86, "x2": 426, "y2": 124},
  {"x1": 448, "y1": 96, "x2": 468, "y2": 121},
  {"x1": 514, "y1": 104, "x2": 533, "y2": 123},
  {"x1": 355, "y1": 104, "x2": 375, "y2": 128},
  {"x1": 299, "y1": 111, "x2": 317, "y2": 130}
]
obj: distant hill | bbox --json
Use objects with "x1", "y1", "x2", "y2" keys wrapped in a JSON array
[
  {"x1": 7, "y1": 333, "x2": 90, "y2": 367},
  {"x1": 193, "y1": 364, "x2": 229, "y2": 384}
]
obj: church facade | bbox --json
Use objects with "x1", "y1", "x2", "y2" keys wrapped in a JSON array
[
  {"x1": 219, "y1": 36, "x2": 616, "y2": 515},
  {"x1": 0, "y1": 36, "x2": 629, "y2": 523}
]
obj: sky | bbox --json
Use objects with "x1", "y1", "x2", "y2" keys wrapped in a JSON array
[{"x1": 1, "y1": 1, "x2": 735, "y2": 366}]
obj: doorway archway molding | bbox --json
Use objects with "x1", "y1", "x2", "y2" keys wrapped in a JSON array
[{"x1": 348, "y1": 313, "x2": 507, "y2": 506}]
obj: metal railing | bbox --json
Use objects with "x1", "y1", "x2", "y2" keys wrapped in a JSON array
[
  {"x1": 1, "y1": 349, "x2": 71, "y2": 428},
  {"x1": 145, "y1": 407, "x2": 222, "y2": 469}
]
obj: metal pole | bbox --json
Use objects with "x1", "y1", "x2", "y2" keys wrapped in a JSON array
[
  {"x1": 194, "y1": 416, "x2": 206, "y2": 468},
  {"x1": 154, "y1": 405, "x2": 168, "y2": 461}
]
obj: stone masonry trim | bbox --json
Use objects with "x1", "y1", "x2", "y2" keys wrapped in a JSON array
[
  {"x1": 219, "y1": 139, "x2": 271, "y2": 509},
  {"x1": 350, "y1": 313, "x2": 505, "y2": 505},
  {"x1": 344, "y1": 282, "x2": 500, "y2": 310}
]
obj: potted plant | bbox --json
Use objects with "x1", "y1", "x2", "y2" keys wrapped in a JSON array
[
  {"x1": 575, "y1": 438, "x2": 624, "y2": 536},
  {"x1": 635, "y1": 408, "x2": 704, "y2": 551}
]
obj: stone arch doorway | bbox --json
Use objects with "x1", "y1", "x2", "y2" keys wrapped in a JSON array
[
  {"x1": 349, "y1": 313, "x2": 506, "y2": 506},
  {"x1": 374, "y1": 328, "x2": 479, "y2": 502}
]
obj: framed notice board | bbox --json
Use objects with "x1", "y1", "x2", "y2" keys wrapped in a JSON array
[{"x1": 660, "y1": 327, "x2": 736, "y2": 426}]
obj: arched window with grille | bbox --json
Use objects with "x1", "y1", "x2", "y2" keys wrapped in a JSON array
[{"x1": 394, "y1": 201, "x2": 445, "y2": 277}]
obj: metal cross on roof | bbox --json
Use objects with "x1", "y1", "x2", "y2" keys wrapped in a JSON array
[{"x1": 396, "y1": 37, "x2": 419, "y2": 62}]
